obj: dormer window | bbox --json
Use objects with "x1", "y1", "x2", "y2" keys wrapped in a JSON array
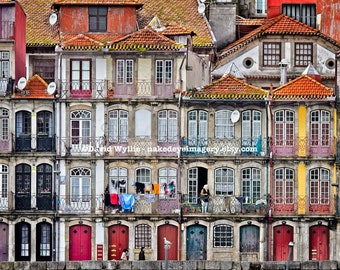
[{"x1": 89, "y1": 6, "x2": 108, "y2": 32}]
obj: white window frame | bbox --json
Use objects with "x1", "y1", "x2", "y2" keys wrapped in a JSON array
[
  {"x1": 158, "y1": 110, "x2": 178, "y2": 142},
  {"x1": 215, "y1": 110, "x2": 234, "y2": 139},
  {"x1": 108, "y1": 110, "x2": 128, "y2": 143},
  {"x1": 70, "y1": 110, "x2": 91, "y2": 146}
]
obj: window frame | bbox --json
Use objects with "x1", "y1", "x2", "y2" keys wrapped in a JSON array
[
  {"x1": 108, "y1": 109, "x2": 128, "y2": 143},
  {"x1": 274, "y1": 168, "x2": 294, "y2": 204},
  {"x1": 70, "y1": 59, "x2": 92, "y2": 91},
  {"x1": 158, "y1": 110, "x2": 178, "y2": 142},
  {"x1": 0, "y1": 108, "x2": 9, "y2": 141},
  {"x1": 263, "y1": 42, "x2": 281, "y2": 67},
  {"x1": 214, "y1": 167, "x2": 235, "y2": 196},
  {"x1": 188, "y1": 110, "x2": 208, "y2": 146},
  {"x1": 109, "y1": 167, "x2": 128, "y2": 194},
  {"x1": 310, "y1": 110, "x2": 330, "y2": 146},
  {"x1": 116, "y1": 59, "x2": 134, "y2": 85},
  {"x1": 309, "y1": 168, "x2": 330, "y2": 205},
  {"x1": 215, "y1": 110, "x2": 234, "y2": 139},
  {"x1": 159, "y1": 167, "x2": 177, "y2": 198},
  {"x1": 155, "y1": 60, "x2": 173, "y2": 85},
  {"x1": 70, "y1": 110, "x2": 91, "y2": 145},
  {"x1": 241, "y1": 167, "x2": 261, "y2": 204},
  {"x1": 135, "y1": 224, "x2": 152, "y2": 249},
  {"x1": 88, "y1": 6, "x2": 108, "y2": 32},
  {"x1": 70, "y1": 167, "x2": 91, "y2": 202},
  {"x1": 213, "y1": 224, "x2": 234, "y2": 248},
  {"x1": 274, "y1": 110, "x2": 294, "y2": 146},
  {"x1": 294, "y1": 43, "x2": 313, "y2": 67}
]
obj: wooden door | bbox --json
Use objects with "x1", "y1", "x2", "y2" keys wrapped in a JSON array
[
  {"x1": 273, "y1": 225, "x2": 293, "y2": 261},
  {"x1": 240, "y1": 225, "x2": 259, "y2": 252},
  {"x1": 157, "y1": 224, "x2": 178, "y2": 260},
  {"x1": 69, "y1": 225, "x2": 91, "y2": 261},
  {"x1": 37, "y1": 164, "x2": 53, "y2": 210},
  {"x1": 0, "y1": 222, "x2": 8, "y2": 261},
  {"x1": 186, "y1": 224, "x2": 207, "y2": 260},
  {"x1": 309, "y1": 225, "x2": 329, "y2": 260},
  {"x1": 108, "y1": 224, "x2": 129, "y2": 260}
]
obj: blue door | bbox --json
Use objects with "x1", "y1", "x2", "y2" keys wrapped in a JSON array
[{"x1": 186, "y1": 224, "x2": 207, "y2": 260}]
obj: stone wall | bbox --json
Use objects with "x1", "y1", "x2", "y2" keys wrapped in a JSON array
[{"x1": 1, "y1": 260, "x2": 339, "y2": 270}]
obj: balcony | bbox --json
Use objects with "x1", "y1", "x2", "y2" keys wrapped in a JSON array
[
  {"x1": 271, "y1": 195, "x2": 335, "y2": 215},
  {"x1": 59, "y1": 80, "x2": 180, "y2": 99},
  {"x1": 58, "y1": 136, "x2": 180, "y2": 157},
  {"x1": 181, "y1": 136, "x2": 267, "y2": 157},
  {"x1": 13, "y1": 134, "x2": 55, "y2": 152},
  {"x1": 272, "y1": 136, "x2": 335, "y2": 157}
]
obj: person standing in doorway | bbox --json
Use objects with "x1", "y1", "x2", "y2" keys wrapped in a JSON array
[
  {"x1": 200, "y1": 184, "x2": 210, "y2": 213},
  {"x1": 139, "y1": 246, "x2": 145, "y2": 260},
  {"x1": 121, "y1": 248, "x2": 129, "y2": 260}
]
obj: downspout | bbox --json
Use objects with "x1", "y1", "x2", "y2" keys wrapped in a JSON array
[
  {"x1": 267, "y1": 95, "x2": 274, "y2": 262},
  {"x1": 177, "y1": 53, "x2": 186, "y2": 260}
]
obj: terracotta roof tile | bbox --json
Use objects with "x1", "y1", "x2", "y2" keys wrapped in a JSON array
[
  {"x1": 19, "y1": 0, "x2": 59, "y2": 46},
  {"x1": 53, "y1": 0, "x2": 142, "y2": 5},
  {"x1": 14, "y1": 74, "x2": 53, "y2": 99},
  {"x1": 272, "y1": 75, "x2": 335, "y2": 100},
  {"x1": 138, "y1": 0, "x2": 213, "y2": 48},
  {"x1": 185, "y1": 73, "x2": 269, "y2": 100},
  {"x1": 0, "y1": 0, "x2": 14, "y2": 3},
  {"x1": 108, "y1": 26, "x2": 184, "y2": 50},
  {"x1": 61, "y1": 34, "x2": 106, "y2": 50},
  {"x1": 218, "y1": 14, "x2": 340, "y2": 61},
  {"x1": 160, "y1": 22, "x2": 195, "y2": 36},
  {"x1": 236, "y1": 17, "x2": 266, "y2": 26}
]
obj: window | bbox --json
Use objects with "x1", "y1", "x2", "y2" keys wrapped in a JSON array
[
  {"x1": 241, "y1": 168, "x2": 261, "y2": 203},
  {"x1": 215, "y1": 110, "x2": 234, "y2": 139},
  {"x1": 70, "y1": 167, "x2": 91, "y2": 202},
  {"x1": 213, "y1": 225, "x2": 233, "y2": 248},
  {"x1": 283, "y1": 4, "x2": 316, "y2": 28},
  {"x1": 255, "y1": 0, "x2": 266, "y2": 15},
  {"x1": 188, "y1": 110, "x2": 208, "y2": 146},
  {"x1": 108, "y1": 110, "x2": 128, "y2": 143},
  {"x1": 16, "y1": 111, "x2": 31, "y2": 137},
  {"x1": 89, "y1": 6, "x2": 108, "y2": 32},
  {"x1": 38, "y1": 223, "x2": 51, "y2": 257},
  {"x1": 274, "y1": 110, "x2": 294, "y2": 146},
  {"x1": 109, "y1": 167, "x2": 127, "y2": 194},
  {"x1": 0, "y1": 164, "x2": 8, "y2": 199},
  {"x1": 70, "y1": 59, "x2": 91, "y2": 91},
  {"x1": 215, "y1": 167, "x2": 234, "y2": 196},
  {"x1": 187, "y1": 168, "x2": 198, "y2": 204},
  {"x1": 311, "y1": 110, "x2": 330, "y2": 146},
  {"x1": 263, "y1": 43, "x2": 281, "y2": 66},
  {"x1": 116, "y1": 60, "x2": 134, "y2": 84},
  {"x1": 0, "y1": 51, "x2": 9, "y2": 78},
  {"x1": 159, "y1": 167, "x2": 177, "y2": 198},
  {"x1": 32, "y1": 59, "x2": 54, "y2": 83},
  {"x1": 20, "y1": 223, "x2": 30, "y2": 257},
  {"x1": 241, "y1": 110, "x2": 261, "y2": 152},
  {"x1": 274, "y1": 168, "x2": 294, "y2": 204},
  {"x1": 37, "y1": 111, "x2": 52, "y2": 136},
  {"x1": 135, "y1": 224, "x2": 151, "y2": 248},
  {"x1": 295, "y1": 43, "x2": 313, "y2": 67},
  {"x1": 136, "y1": 168, "x2": 151, "y2": 184},
  {"x1": 71, "y1": 110, "x2": 91, "y2": 145},
  {"x1": 156, "y1": 60, "x2": 173, "y2": 84},
  {"x1": 0, "y1": 108, "x2": 9, "y2": 141},
  {"x1": 158, "y1": 110, "x2": 178, "y2": 142},
  {"x1": 37, "y1": 164, "x2": 52, "y2": 194},
  {"x1": 135, "y1": 109, "x2": 151, "y2": 138},
  {"x1": 310, "y1": 168, "x2": 329, "y2": 205}
]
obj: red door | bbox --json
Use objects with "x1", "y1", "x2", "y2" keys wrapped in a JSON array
[
  {"x1": 0, "y1": 222, "x2": 8, "y2": 261},
  {"x1": 309, "y1": 225, "x2": 329, "y2": 260},
  {"x1": 157, "y1": 224, "x2": 178, "y2": 260},
  {"x1": 273, "y1": 225, "x2": 293, "y2": 261},
  {"x1": 108, "y1": 224, "x2": 129, "y2": 260},
  {"x1": 69, "y1": 225, "x2": 92, "y2": 261}
]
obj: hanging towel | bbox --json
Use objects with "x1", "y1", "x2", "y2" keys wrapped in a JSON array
[
  {"x1": 110, "y1": 194, "x2": 119, "y2": 205},
  {"x1": 153, "y1": 184, "x2": 160, "y2": 195},
  {"x1": 119, "y1": 194, "x2": 135, "y2": 211},
  {"x1": 135, "y1": 182, "x2": 145, "y2": 194},
  {"x1": 145, "y1": 194, "x2": 155, "y2": 203}
]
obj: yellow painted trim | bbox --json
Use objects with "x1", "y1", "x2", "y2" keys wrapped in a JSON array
[
  {"x1": 297, "y1": 162, "x2": 306, "y2": 214},
  {"x1": 298, "y1": 105, "x2": 307, "y2": 157}
]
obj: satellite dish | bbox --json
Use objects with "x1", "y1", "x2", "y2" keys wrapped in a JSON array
[
  {"x1": 17, "y1": 77, "x2": 27, "y2": 90},
  {"x1": 198, "y1": 3, "x2": 205, "y2": 14},
  {"x1": 230, "y1": 110, "x2": 240, "y2": 123},
  {"x1": 47, "y1": 82, "x2": 56, "y2": 95},
  {"x1": 49, "y1": 13, "x2": 58, "y2": 26}
]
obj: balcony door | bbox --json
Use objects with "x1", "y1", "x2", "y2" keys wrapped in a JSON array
[
  {"x1": 37, "y1": 164, "x2": 53, "y2": 210},
  {"x1": 15, "y1": 164, "x2": 31, "y2": 210}
]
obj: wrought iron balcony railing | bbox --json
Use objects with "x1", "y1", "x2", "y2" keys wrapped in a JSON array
[{"x1": 59, "y1": 80, "x2": 181, "y2": 99}]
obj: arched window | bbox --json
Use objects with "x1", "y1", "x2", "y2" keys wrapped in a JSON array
[
  {"x1": 214, "y1": 167, "x2": 234, "y2": 196},
  {"x1": 70, "y1": 167, "x2": 91, "y2": 203}
]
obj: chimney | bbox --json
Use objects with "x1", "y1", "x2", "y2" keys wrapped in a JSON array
[{"x1": 279, "y1": 59, "x2": 289, "y2": 85}]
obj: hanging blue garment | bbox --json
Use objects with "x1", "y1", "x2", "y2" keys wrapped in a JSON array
[
  {"x1": 145, "y1": 194, "x2": 155, "y2": 203},
  {"x1": 119, "y1": 194, "x2": 135, "y2": 212},
  {"x1": 255, "y1": 135, "x2": 262, "y2": 155}
]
